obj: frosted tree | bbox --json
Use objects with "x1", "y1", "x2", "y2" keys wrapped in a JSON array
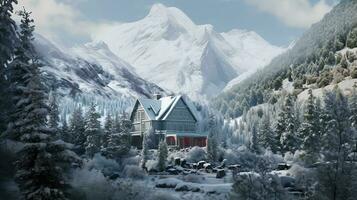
[
  {"x1": 101, "y1": 119, "x2": 131, "y2": 159},
  {"x1": 102, "y1": 113, "x2": 113, "y2": 149},
  {"x1": 146, "y1": 127, "x2": 157, "y2": 149},
  {"x1": 157, "y1": 140, "x2": 168, "y2": 171},
  {"x1": 249, "y1": 121, "x2": 260, "y2": 154},
  {"x1": 84, "y1": 103, "x2": 102, "y2": 158},
  {"x1": 140, "y1": 133, "x2": 149, "y2": 171},
  {"x1": 259, "y1": 112, "x2": 278, "y2": 153},
  {"x1": 0, "y1": 0, "x2": 17, "y2": 133},
  {"x1": 317, "y1": 87, "x2": 354, "y2": 200},
  {"x1": 60, "y1": 117, "x2": 71, "y2": 143},
  {"x1": 298, "y1": 89, "x2": 320, "y2": 164},
  {"x1": 207, "y1": 114, "x2": 218, "y2": 162},
  {"x1": 280, "y1": 94, "x2": 298, "y2": 153},
  {"x1": 69, "y1": 107, "x2": 85, "y2": 154},
  {"x1": 274, "y1": 106, "x2": 286, "y2": 154},
  {"x1": 113, "y1": 113, "x2": 122, "y2": 134},
  {"x1": 347, "y1": 27, "x2": 357, "y2": 48},
  {"x1": 349, "y1": 83, "x2": 357, "y2": 129},
  {"x1": 13, "y1": 9, "x2": 78, "y2": 200},
  {"x1": 48, "y1": 91, "x2": 60, "y2": 132}
]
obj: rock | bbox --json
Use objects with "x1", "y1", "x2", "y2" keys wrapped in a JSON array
[
  {"x1": 197, "y1": 161, "x2": 206, "y2": 169},
  {"x1": 174, "y1": 157, "x2": 181, "y2": 166},
  {"x1": 156, "y1": 178, "x2": 182, "y2": 188},
  {"x1": 277, "y1": 163, "x2": 291, "y2": 170},
  {"x1": 228, "y1": 164, "x2": 241, "y2": 171},
  {"x1": 175, "y1": 183, "x2": 200, "y2": 192},
  {"x1": 280, "y1": 176, "x2": 296, "y2": 188},
  {"x1": 167, "y1": 168, "x2": 180, "y2": 175},
  {"x1": 204, "y1": 163, "x2": 213, "y2": 172},
  {"x1": 216, "y1": 169, "x2": 226, "y2": 178},
  {"x1": 212, "y1": 168, "x2": 218, "y2": 173},
  {"x1": 192, "y1": 163, "x2": 198, "y2": 169},
  {"x1": 180, "y1": 159, "x2": 187, "y2": 168},
  {"x1": 109, "y1": 173, "x2": 120, "y2": 180}
]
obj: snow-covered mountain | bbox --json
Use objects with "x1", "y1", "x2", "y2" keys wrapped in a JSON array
[
  {"x1": 34, "y1": 34, "x2": 165, "y2": 102},
  {"x1": 93, "y1": 4, "x2": 285, "y2": 100}
]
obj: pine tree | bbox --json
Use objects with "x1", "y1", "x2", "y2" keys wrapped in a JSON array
[
  {"x1": 259, "y1": 112, "x2": 278, "y2": 153},
  {"x1": 69, "y1": 107, "x2": 85, "y2": 153},
  {"x1": 207, "y1": 114, "x2": 218, "y2": 162},
  {"x1": 347, "y1": 27, "x2": 357, "y2": 48},
  {"x1": 349, "y1": 83, "x2": 357, "y2": 129},
  {"x1": 157, "y1": 140, "x2": 168, "y2": 171},
  {"x1": 84, "y1": 103, "x2": 102, "y2": 158},
  {"x1": 102, "y1": 113, "x2": 113, "y2": 149},
  {"x1": 280, "y1": 94, "x2": 298, "y2": 153},
  {"x1": 140, "y1": 133, "x2": 149, "y2": 171},
  {"x1": 13, "y1": 9, "x2": 78, "y2": 200},
  {"x1": 60, "y1": 117, "x2": 71, "y2": 143},
  {"x1": 317, "y1": 87, "x2": 354, "y2": 200},
  {"x1": 298, "y1": 89, "x2": 321, "y2": 164},
  {"x1": 48, "y1": 91, "x2": 60, "y2": 132},
  {"x1": 0, "y1": 0, "x2": 18, "y2": 133},
  {"x1": 249, "y1": 121, "x2": 260, "y2": 154}
]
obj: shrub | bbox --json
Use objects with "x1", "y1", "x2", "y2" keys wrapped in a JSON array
[
  {"x1": 123, "y1": 165, "x2": 146, "y2": 179},
  {"x1": 186, "y1": 146, "x2": 206, "y2": 163}
]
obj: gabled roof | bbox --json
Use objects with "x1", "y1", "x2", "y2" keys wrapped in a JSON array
[{"x1": 130, "y1": 95, "x2": 199, "y2": 121}]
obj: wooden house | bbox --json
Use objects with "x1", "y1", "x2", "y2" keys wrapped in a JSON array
[{"x1": 129, "y1": 94, "x2": 207, "y2": 149}]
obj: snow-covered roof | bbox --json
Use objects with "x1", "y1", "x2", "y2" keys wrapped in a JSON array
[{"x1": 131, "y1": 95, "x2": 199, "y2": 121}]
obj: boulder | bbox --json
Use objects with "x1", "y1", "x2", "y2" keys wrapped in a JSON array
[
  {"x1": 216, "y1": 169, "x2": 226, "y2": 178},
  {"x1": 174, "y1": 157, "x2": 181, "y2": 166},
  {"x1": 197, "y1": 161, "x2": 206, "y2": 169},
  {"x1": 204, "y1": 163, "x2": 213, "y2": 172},
  {"x1": 228, "y1": 164, "x2": 241, "y2": 171},
  {"x1": 180, "y1": 159, "x2": 187, "y2": 168},
  {"x1": 167, "y1": 168, "x2": 180, "y2": 175},
  {"x1": 277, "y1": 163, "x2": 291, "y2": 170},
  {"x1": 192, "y1": 163, "x2": 198, "y2": 169}
]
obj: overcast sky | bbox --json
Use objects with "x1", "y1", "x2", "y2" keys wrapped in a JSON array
[{"x1": 16, "y1": 0, "x2": 339, "y2": 47}]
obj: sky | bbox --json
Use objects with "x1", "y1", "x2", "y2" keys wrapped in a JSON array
[{"x1": 16, "y1": 0, "x2": 340, "y2": 47}]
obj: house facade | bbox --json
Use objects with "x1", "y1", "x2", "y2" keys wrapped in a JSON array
[{"x1": 129, "y1": 95, "x2": 207, "y2": 149}]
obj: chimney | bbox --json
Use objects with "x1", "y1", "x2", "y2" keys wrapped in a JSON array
[{"x1": 153, "y1": 93, "x2": 162, "y2": 100}]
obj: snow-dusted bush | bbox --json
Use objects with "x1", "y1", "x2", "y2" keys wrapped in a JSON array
[
  {"x1": 181, "y1": 174, "x2": 205, "y2": 183},
  {"x1": 70, "y1": 167, "x2": 114, "y2": 200},
  {"x1": 86, "y1": 153, "x2": 120, "y2": 176},
  {"x1": 123, "y1": 165, "x2": 146, "y2": 179},
  {"x1": 284, "y1": 150, "x2": 305, "y2": 165},
  {"x1": 147, "y1": 191, "x2": 179, "y2": 200},
  {"x1": 146, "y1": 159, "x2": 158, "y2": 172},
  {"x1": 231, "y1": 172, "x2": 287, "y2": 200},
  {"x1": 186, "y1": 146, "x2": 206, "y2": 162}
]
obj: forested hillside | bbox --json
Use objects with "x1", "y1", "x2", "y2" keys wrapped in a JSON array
[{"x1": 213, "y1": 0, "x2": 357, "y2": 118}]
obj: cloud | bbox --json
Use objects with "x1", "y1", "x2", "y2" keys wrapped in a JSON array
[
  {"x1": 243, "y1": 0, "x2": 333, "y2": 28},
  {"x1": 14, "y1": 0, "x2": 115, "y2": 44}
]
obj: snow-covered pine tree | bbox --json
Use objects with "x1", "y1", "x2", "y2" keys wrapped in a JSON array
[
  {"x1": 298, "y1": 89, "x2": 320, "y2": 164},
  {"x1": 113, "y1": 113, "x2": 122, "y2": 134},
  {"x1": 60, "y1": 117, "x2": 71, "y2": 143},
  {"x1": 249, "y1": 121, "x2": 260, "y2": 154},
  {"x1": 140, "y1": 133, "x2": 149, "y2": 171},
  {"x1": 13, "y1": 9, "x2": 79, "y2": 200},
  {"x1": 0, "y1": 0, "x2": 18, "y2": 133},
  {"x1": 207, "y1": 114, "x2": 218, "y2": 162},
  {"x1": 274, "y1": 103, "x2": 286, "y2": 154},
  {"x1": 259, "y1": 112, "x2": 278, "y2": 153},
  {"x1": 349, "y1": 83, "x2": 357, "y2": 129},
  {"x1": 69, "y1": 106, "x2": 85, "y2": 154},
  {"x1": 157, "y1": 140, "x2": 168, "y2": 171},
  {"x1": 280, "y1": 94, "x2": 299, "y2": 154},
  {"x1": 317, "y1": 87, "x2": 354, "y2": 200},
  {"x1": 102, "y1": 113, "x2": 113, "y2": 149},
  {"x1": 48, "y1": 91, "x2": 60, "y2": 133},
  {"x1": 84, "y1": 103, "x2": 102, "y2": 158},
  {"x1": 347, "y1": 27, "x2": 357, "y2": 48},
  {"x1": 101, "y1": 119, "x2": 131, "y2": 159}
]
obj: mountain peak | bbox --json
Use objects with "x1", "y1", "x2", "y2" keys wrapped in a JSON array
[{"x1": 146, "y1": 3, "x2": 196, "y2": 29}]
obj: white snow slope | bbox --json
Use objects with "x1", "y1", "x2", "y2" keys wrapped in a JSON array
[
  {"x1": 34, "y1": 34, "x2": 165, "y2": 100},
  {"x1": 93, "y1": 4, "x2": 285, "y2": 100}
]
